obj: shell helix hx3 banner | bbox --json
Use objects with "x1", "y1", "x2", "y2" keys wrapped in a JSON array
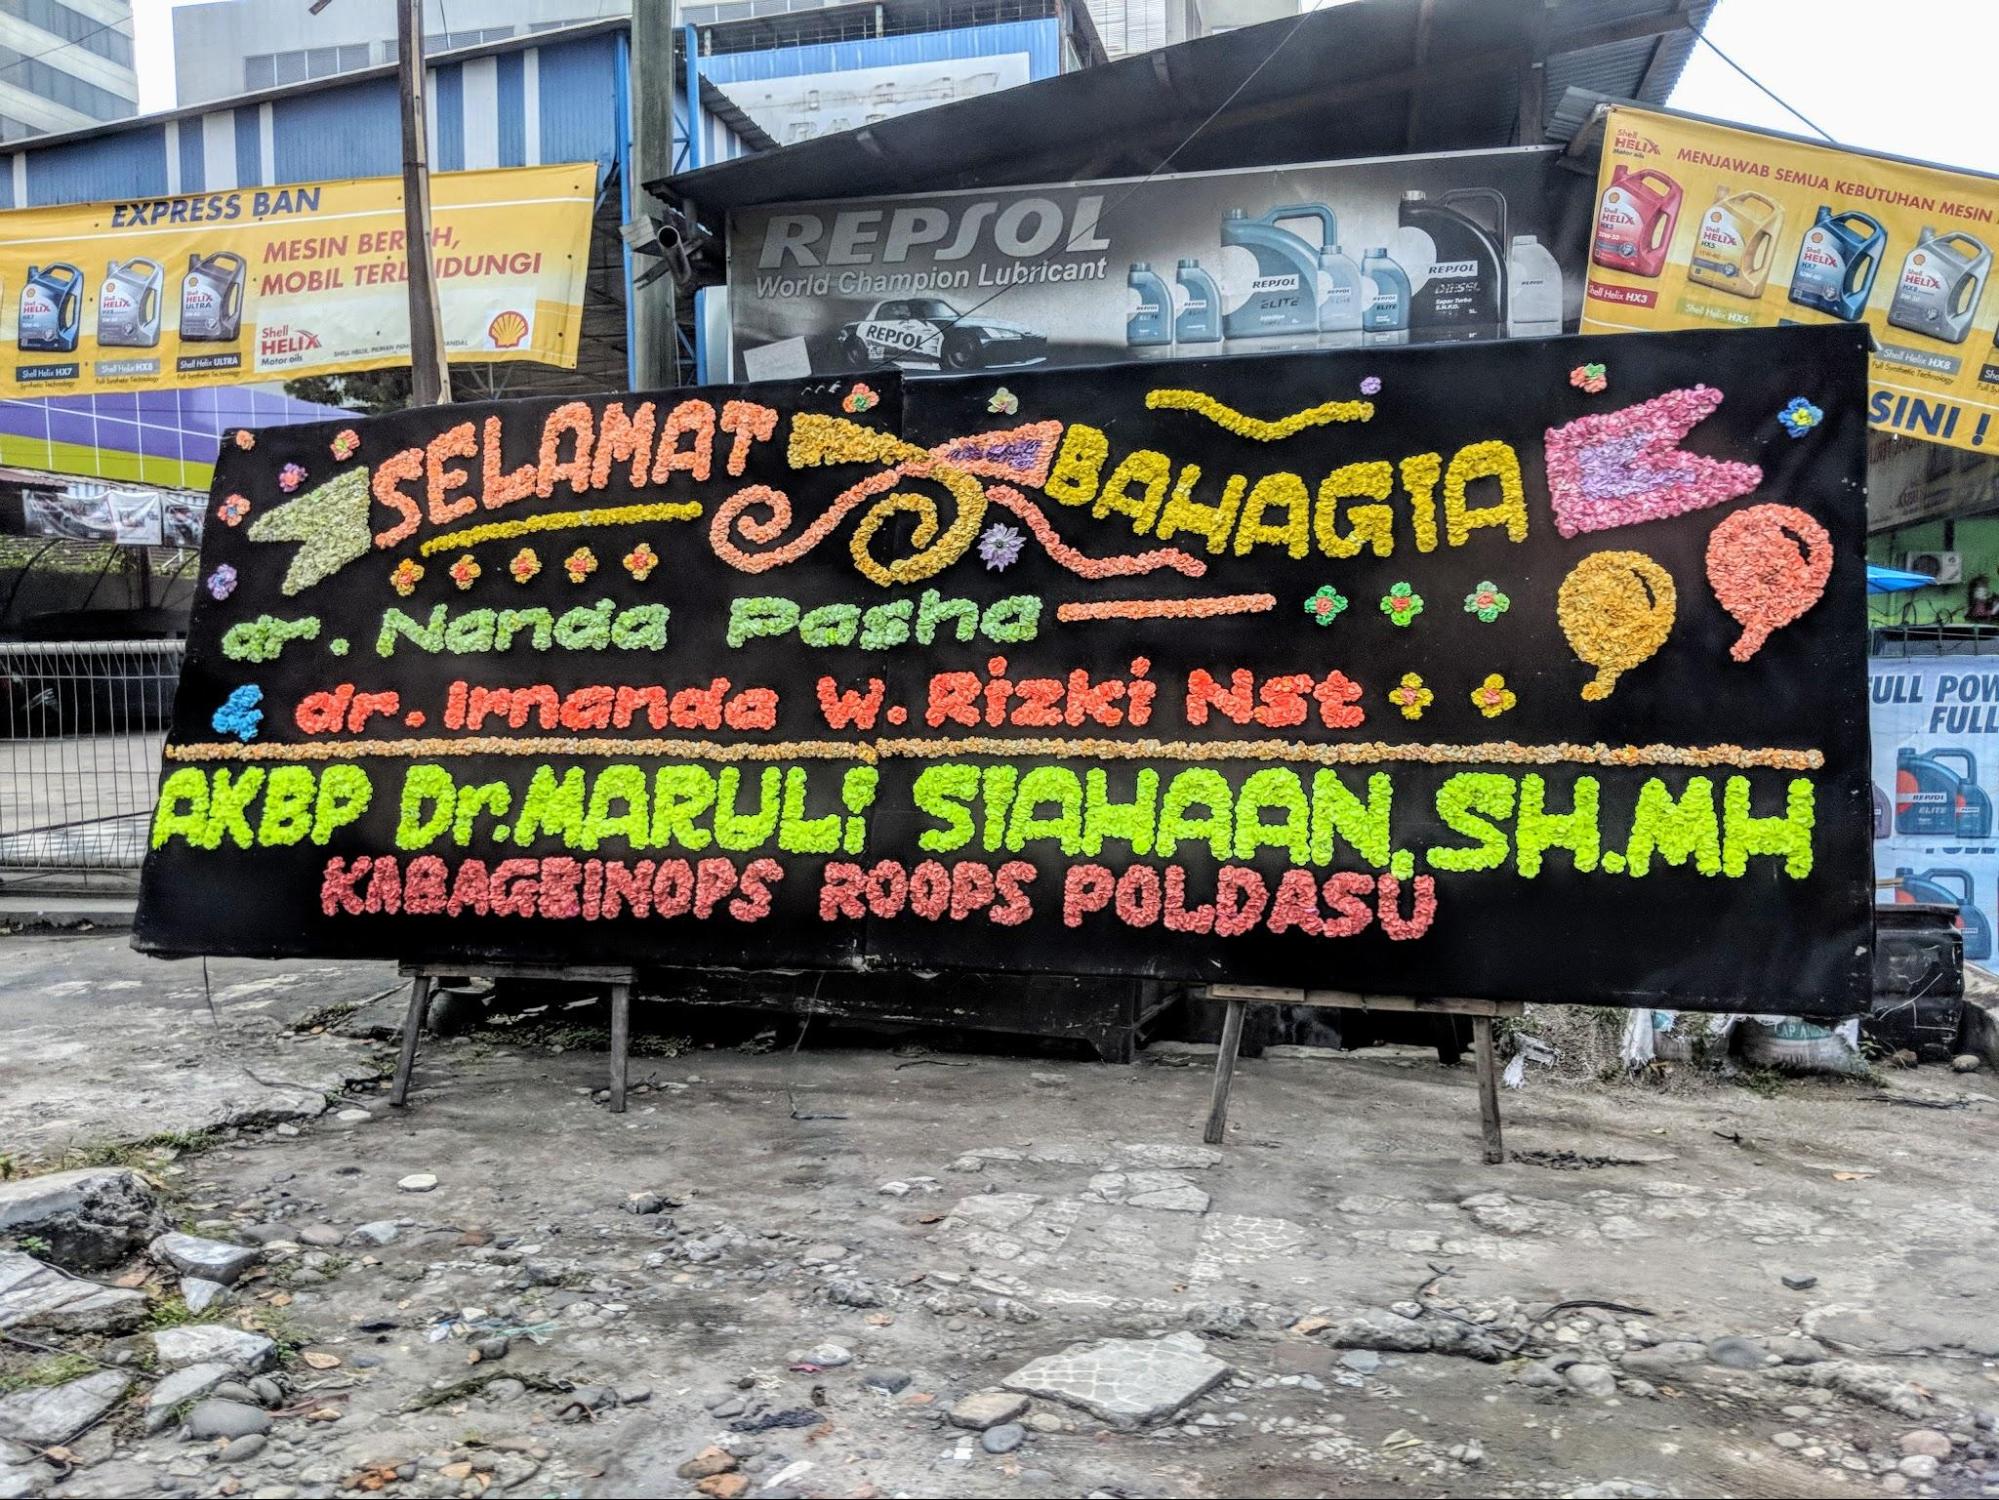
[
  {"x1": 1584, "y1": 106, "x2": 1999, "y2": 456},
  {"x1": 0, "y1": 163, "x2": 595, "y2": 397}
]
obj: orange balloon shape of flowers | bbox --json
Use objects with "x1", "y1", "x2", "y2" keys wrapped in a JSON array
[{"x1": 1705, "y1": 504, "x2": 1833, "y2": 663}]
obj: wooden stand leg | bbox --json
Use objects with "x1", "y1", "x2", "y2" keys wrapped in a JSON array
[
  {"x1": 1204, "y1": 999, "x2": 1248, "y2": 1145},
  {"x1": 390, "y1": 974, "x2": 432, "y2": 1108},
  {"x1": 608, "y1": 981, "x2": 630, "y2": 1114},
  {"x1": 1472, "y1": 1014, "x2": 1504, "y2": 1165}
]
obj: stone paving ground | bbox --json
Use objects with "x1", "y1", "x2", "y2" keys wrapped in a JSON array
[{"x1": 2, "y1": 928, "x2": 1999, "y2": 1499}]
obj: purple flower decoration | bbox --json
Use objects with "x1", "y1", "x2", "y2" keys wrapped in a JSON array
[
  {"x1": 1360, "y1": 375, "x2": 1382, "y2": 396},
  {"x1": 977, "y1": 521, "x2": 1025, "y2": 571},
  {"x1": 210, "y1": 684, "x2": 263, "y2": 743},
  {"x1": 278, "y1": 462, "x2": 307, "y2": 492},
  {"x1": 206, "y1": 564, "x2": 238, "y2": 600}
]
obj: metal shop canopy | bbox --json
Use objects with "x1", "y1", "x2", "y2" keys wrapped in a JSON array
[{"x1": 655, "y1": 0, "x2": 1711, "y2": 217}]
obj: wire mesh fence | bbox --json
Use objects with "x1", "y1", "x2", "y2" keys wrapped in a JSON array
[{"x1": 0, "y1": 640, "x2": 182, "y2": 871}]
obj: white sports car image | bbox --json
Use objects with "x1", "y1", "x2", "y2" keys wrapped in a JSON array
[{"x1": 836, "y1": 297, "x2": 1049, "y2": 371}]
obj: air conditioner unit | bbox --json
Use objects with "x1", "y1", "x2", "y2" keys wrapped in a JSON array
[{"x1": 1903, "y1": 550, "x2": 1963, "y2": 584}]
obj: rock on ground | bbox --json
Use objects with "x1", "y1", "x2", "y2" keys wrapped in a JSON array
[
  {"x1": 147, "y1": 1232, "x2": 259, "y2": 1286},
  {"x1": 150, "y1": 1324, "x2": 275, "y2": 1374},
  {"x1": 182, "y1": 1399, "x2": 271, "y2": 1441},
  {"x1": 1003, "y1": 1332, "x2": 1230, "y2": 1429},
  {"x1": 0, "y1": 1371, "x2": 130, "y2": 1446},
  {"x1": 0, "y1": 1169, "x2": 163, "y2": 1271},
  {"x1": 0, "y1": 1250, "x2": 145, "y2": 1334},
  {"x1": 948, "y1": 1391, "x2": 1030, "y2": 1430},
  {"x1": 143, "y1": 1363, "x2": 235, "y2": 1433}
]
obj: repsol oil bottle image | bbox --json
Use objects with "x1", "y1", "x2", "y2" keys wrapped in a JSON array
[
  {"x1": 97, "y1": 257, "x2": 164, "y2": 348},
  {"x1": 1125, "y1": 261, "x2": 1172, "y2": 353},
  {"x1": 1314, "y1": 244, "x2": 1364, "y2": 347},
  {"x1": 1172, "y1": 259, "x2": 1220, "y2": 345},
  {"x1": 1360, "y1": 247, "x2": 1410, "y2": 345},
  {"x1": 181, "y1": 252, "x2": 246, "y2": 342},
  {"x1": 18, "y1": 263, "x2": 83, "y2": 353},
  {"x1": 1787, "y1": 208, "x2": 1885, "y2": 322},
  {"x1": 1219, "y1": 204, "x2": 1336, "y2": 346},
  {"x1": 1687, "y1": 187, "x2": 1784, "y2": 299},
  {"x1": 1398, "y1": 189, "x2": 1506, "y2": 339},
  {"x1": 1592, "y1": 166, "x2": 1682, "y2": 278},
  {"x1": 1896, "y1": 868, "x2": 1994, "y2": 963},
  {"x1": 1887, "y1": 228, "x2": 1990, "y2": 344},
  {"x1": 1895, "y1": 746, "x2": 1993, "y2": 838}
]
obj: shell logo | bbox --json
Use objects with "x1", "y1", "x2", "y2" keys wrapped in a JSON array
[
  {"x1": 1912, "y1": 253, "x2": 1927, "y2": 267},
  {"x1": 487, "y1": 310, "x2": 529, "y2": 349}
]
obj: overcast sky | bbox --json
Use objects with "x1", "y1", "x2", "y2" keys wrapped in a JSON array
[{"x1": 126, "y1": 0, "x2": 1999, "y2": 178}]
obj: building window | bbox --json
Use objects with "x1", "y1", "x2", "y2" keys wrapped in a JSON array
[
  {"x1": 0, "y1": 0, "x2": 134, "y2": 70},
  {"x1": 245, "y1": 43, "x2": 377, "y2": 93},
  {"x1": 423, "y1": 26, "x2": 516, "y2": 54},
  {"x1": 0, "y1": 44, "x2": 133, "y2": 120}
]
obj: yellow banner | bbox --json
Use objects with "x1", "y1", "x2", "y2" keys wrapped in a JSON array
[
  {"x1": 1583, "y1": 107, "x2": 1999, "y2": 455},
  {"x1": 0, "y1": 163, "x2": 596, "y2": 399}
]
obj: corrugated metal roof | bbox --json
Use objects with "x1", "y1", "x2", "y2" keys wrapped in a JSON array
[{"x1": 657, "y1": 0, "x2": 1713, "y2": 215}]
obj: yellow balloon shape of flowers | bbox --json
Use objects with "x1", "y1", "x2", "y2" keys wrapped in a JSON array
[{"x1": 1557, "y1": 550, "x2": 1677, "y2": 702}]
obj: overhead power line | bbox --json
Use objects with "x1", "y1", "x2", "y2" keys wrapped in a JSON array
[{"x1": 1691, "y1": 30, "x2": 1835, "y2": 144}]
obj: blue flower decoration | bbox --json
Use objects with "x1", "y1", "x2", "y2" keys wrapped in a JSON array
[
  {"x1": 977, "y1": 521, "x2": 1024, "y2": 571},
  {"x1": 211, "y1": 684, "x2": 263, "y2": 743},
  {"x1": 1778, "y1": 397, "x2": 1822, "y2": 440},
  {"x1": 206, "y1": 563, "x2": 238, "y2": 600}
]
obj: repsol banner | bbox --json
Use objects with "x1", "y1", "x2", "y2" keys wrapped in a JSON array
[
  {"x1": 0, "y1": 164, "x2": 594, "y2": 397},
  {"x1": 724, "y1": 146, "x2": 1588, "y2": 381},
  {"x1": 136, "y1": 324, "x2": 1871, "y2": 1014}
]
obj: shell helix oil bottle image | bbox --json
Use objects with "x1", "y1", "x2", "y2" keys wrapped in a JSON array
[
  {"x1": 1592, "y1": 166, "x2": 1682, "y2": 278},
  {"x1": 1397, "y1": 188, "x2": 1507, "y2": 339},
  {"x1": 18, "y1": 263, "x2": 84, "y2": 353},
  {"x1": 1895, "y1": 746, "x2": 1993, "y2": 838},
  {"x1": 1787, "y1": 209, "x2": 1885, "y2": 322},
  {"x1": 181, "y1": 252, "x2": 247, "y2": 342},
  {"x1": 1887, "y1": 228, "x2": 1991, "y2": 345},
  {"x1": 1687, "y1": 187, "x2": 1785, "y2": 299},
  {"x1": 1125, "y1": 261, "x2": 1172, "y2": 353},
  {"x1": 97, "y1": 257, "x2": 164, "y2": 348},
  {"x1": 1895, "y1": 867, "x2": 1994, "y2": 963},
  {"x1": 1219, "y1": 203, "x2": 1337, "y2": 346}
]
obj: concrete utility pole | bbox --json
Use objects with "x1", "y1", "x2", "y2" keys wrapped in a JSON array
[
  {"x1": 397, "y1": 0, "x2": 451, "y2": 404},
  {"x1": 629, "y1": 0, "x2": 679, "y2": 389}
]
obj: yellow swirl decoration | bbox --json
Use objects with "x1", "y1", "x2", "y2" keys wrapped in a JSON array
[
  {"x1": 711, "y1": 414, "x2": 987, "y2": 586},
  {"x1": 1144, "y1": 389, "x2": 1375, "y2": 440}
]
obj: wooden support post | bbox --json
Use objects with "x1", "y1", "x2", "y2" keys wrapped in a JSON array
[
  {"x1": 608, "y1": 981, "x2": 631, "y2": 1114},
  {"x1": 1204, "y1": 998, "x2": 1247, "y2": 1145},
  {"x1": 1472, "y1": 1014, "x2": 1504, "y2": 1164},
  {"x1": 390, "y1": 973, "x2": 432, "y2": 1108}
]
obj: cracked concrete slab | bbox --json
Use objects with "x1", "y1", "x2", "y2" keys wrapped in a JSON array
[{"x1": 1003, "y1": 1331, "x2": 1231, "y2": 1427}]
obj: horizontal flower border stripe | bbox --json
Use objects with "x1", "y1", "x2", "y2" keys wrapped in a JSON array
[
  {"x1": 1144, "y1": 389, "x2": 1374, "y2": 440},
  {"x1": 418, "y1": 501, "x2": 704, "y2": 557},
  {"x1": 1055, "y1": 593, "x2": 1276, "y2": 621},
  {"x1": 164, "y1": 737, "x2": 1823, "y2": 771}
]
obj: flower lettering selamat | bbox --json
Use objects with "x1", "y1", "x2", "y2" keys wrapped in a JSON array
[
  {"x1": 389, "y1": 558, "x2": 424, "y2": 597},
  {"x1": 1390, "y1": 673, "x2": 1433, "y2": 721},
  {"x1": 1777, "y1": 397, "x2": 1822, "y2": 440},
  {"x1": 1464, "y1": 581, "x2": 1509, "y2": 622},
  {"x1": 1304, "y1": 585, "x2": 1348, "y2": 626},
  {"x1": 1380, "y1": 583, "x2": 1423, "y2": 627},
  {"x1": 1472, "y1": 674, "x2": 1516, "y2": 718}
]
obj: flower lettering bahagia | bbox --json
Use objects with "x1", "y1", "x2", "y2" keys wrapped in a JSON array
[
  {"x1": 1463, "y1": 581, "x2": 1509, "y2": 622},
  {"x1": 1472, "y1": 673, "x2": 1516, "y2": 718},
  {"x1": 389, "y1": 558, "x2": 424, "y2": 597},
  {"x1": 1379, "y1": 582, "x2": 1423, "y2": 627},
  {"x1": 1304, "y1": 585, "x2": 1348, "y2": 626},
  {"x1": 1390, "y1": 673, "x2": 1433, "y2": 721}
]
